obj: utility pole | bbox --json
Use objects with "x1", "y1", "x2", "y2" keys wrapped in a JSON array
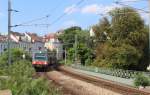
[
  {"x1": 65, "y1": 48, "x2": 66, "y2": 64},
  {"x1": 148, "y1": 0, "x2": 150, "y2": 64},
  {"x1": 74, "y1": 35, "x2": 77, "y2": 64},
  {"x1": 8, "y1": 0, "x2": 12, "y2": 65},
  {"x1": 149, "y1": 0, "x2": 150, "y2": 64}
]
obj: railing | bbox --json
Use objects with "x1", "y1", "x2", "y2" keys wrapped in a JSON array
[{"x1": 71, "y1": 64, "x2": 150, "y2": 79}]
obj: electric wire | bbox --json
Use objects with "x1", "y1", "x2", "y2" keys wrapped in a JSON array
[
  {"x1": 13, "y1": 1, "x2": 63, "y2": 27},
  {"x1": 14, "y1": 0, "x2": 85, "y2": 27},
  {"x1": 115, "y1": 1, "x2": 149, "y2": 13}
]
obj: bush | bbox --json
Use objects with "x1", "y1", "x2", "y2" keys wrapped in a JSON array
[
  {"x1": 0, "y1": 48, "x2": 31, "y2": 68},
  {"x1": 134, "y1": 73, "x2": 150, "y2": 88},
  {"x1": 94, "y1": 43, "x2": 141, "y2": 70},
  {"x1": 59, "y1": 59, "x2": 73, "y2": 66},
  {"x1": 0, "y1": 49, "x2": 61, "y2": 95}
]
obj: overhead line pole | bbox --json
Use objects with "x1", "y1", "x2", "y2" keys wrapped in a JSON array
[
  {"x1": 74, "y1": 35, "x2": 78, "y2": 64},
  {"x1": 65, "y1": 48, "x2": 67, "y2": 65},
  {"x1": 148, "y1": 0, "x2": 150, "y2": 64},
  {"x1": 8, "y1": 0, "x2": 12, "y2": 65}
]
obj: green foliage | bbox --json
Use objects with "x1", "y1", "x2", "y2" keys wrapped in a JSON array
[
  {"x1": 0, "y1": 49, "x2": 61, "y2": 95},
  {"x1": 109, "y1": 44, "x2": 141, "y2": 69},
  {"x1": 77, "y1": 43, "x2": 93, "y2": 65},
  {"x1": 94, "y1": 43, "x2": 141, "y2": 69},
  {"x1": 93, "y1": 7, "x2": 149, "y2": 70},
  {"x1": 59, "y1": 59, "x2": 73, "y2": 66},
  {"x1": 6, "y1": 60, "x2": 34, "y2": 78},
  {"x1": 134, "y1": 73, "x2": 150, "y2": 88},
  {"x1": 0, "y1": 48, "x2": 31, "y2": 67},
  {"x1": 110, "y1": 7, "x2": 144, "y2": 40},
  {"x1": 58, "y1": 26, "x2": 94, "y2": 65},
  {"x1": 58, "y1": 26, "x2": 89, "y2": 50},
  {"x1": 67, "y1": 48, "x2": 75, "y2": 60},
  {"x1": 67, "y1": 43, "x2": 93, "y2": 65},
  {"x1": 93, "y1": 17, "x2": 111, "y2": 43}
]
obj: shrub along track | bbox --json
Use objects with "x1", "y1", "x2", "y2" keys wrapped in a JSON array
[{"x1": 36, "y1": 66, "x2": 150, "y2": 95}]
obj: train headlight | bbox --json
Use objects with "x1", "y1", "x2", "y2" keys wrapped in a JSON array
[
  {"x1": 147, "y1": 65, "x2": 150, "y2": 71},
  {"x1": 32, "y1": 61, "x2": 36, "y2": 64},
  {"x1": 44, "y1": 62, "x2": 47, "y2": 64}
]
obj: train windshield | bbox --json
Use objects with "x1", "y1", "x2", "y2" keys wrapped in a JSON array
[{"x1": 34, "y1": 53, "x2": 47, "y2": 61}]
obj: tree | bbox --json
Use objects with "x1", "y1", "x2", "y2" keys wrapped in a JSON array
[
  {"x1": 93, "y1": 17, "x2": 111, "y2": 43},
  {"x1": 58, "y1": 26, "x2": 93, "y2": 65},
  {"x1": 58, "y1": 26, "x2": 89, "y2": 50},
  {"x1": 110, "y1": 7, "x2": 144, "y2": 40},
  {"x1": 93, "y1": 7, "x2": 149, "y2": 70},
  {"x1": 77, "y1": 43, "x2": 93, "y2": 65},
  {"x1": 67, "y1": 43, "x2": 93, "y2": 65}
]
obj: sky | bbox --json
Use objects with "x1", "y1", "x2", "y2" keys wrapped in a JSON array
[{"x1": 0, "y1": 0, "x2": 148, "y2": 36}]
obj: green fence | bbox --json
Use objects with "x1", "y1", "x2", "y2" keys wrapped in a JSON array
[{"x1": 71, "y1": 64, "x2": 150, "y2": 79}]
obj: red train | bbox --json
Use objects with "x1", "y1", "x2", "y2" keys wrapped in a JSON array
[{"x1": 32, "y1": 51, "x2": 57, "y2": 68}]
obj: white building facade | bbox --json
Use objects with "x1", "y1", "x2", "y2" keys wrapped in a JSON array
[
  {"x1": 0, "y1": 32, "x2": 45, "y2": 55},
  {"x1": 44, "y1": 34, "x2": 63, "y2": 60},
  {"x1": 0, "y1": 41, "x2": 32, "y2": 55},
  {"x1": 90, "y1": 28, "x2": 95, "y2": 37}
]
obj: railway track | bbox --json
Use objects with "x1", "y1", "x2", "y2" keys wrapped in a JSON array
[
  {"x1": 35, "y1": 69, "x2": 75, "y2": 95},
  {"x1": 35, "y1": 66, "x2": 150, "y2": 95},
  {"x1": 58, "y1": 66, "x2": 150, "y2": 95}
]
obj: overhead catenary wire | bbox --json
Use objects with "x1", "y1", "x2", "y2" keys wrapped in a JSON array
[
  {"x1": 116, "y1": 0, "x2": 148, "y2": 3},
  {"x1": 97, "y1": 1, "x2": 149, "y2": 17},
  {"x1": 115, "y1": 1, "x2": 149, "y2": 13},
  {"x1": 15, "y1": 0, "x2": 85, "y2": 28},
  {"x1": 98, "y1": 11, "x2": 145, "y2": 16},
  {"x1": 48, "y1": 0, "x2": 85, "y2": 26},
  {"x1": 18, "y1": 15, "x2": 50, "y2": 26},
  {"x1": 14, "y1": 24, "x2": 51, "y2": 27},
  {"x1": 13, "y1": 1, "x2": 63, "y2": 27}
]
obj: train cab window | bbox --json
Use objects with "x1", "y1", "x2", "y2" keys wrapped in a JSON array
[{"x1": 34, "y1": 53, "x2": 47, "y2": 61}]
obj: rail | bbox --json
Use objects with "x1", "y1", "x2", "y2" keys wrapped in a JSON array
[{"x1": 59, "y1": 66, "x2": 150, "y2": 95}]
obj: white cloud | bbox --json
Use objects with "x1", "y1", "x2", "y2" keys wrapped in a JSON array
[
  {"x1": 119, "y1": 0, "x2": 139, "y2": 2},
  {"x1": 81, "y1": 4, "x2": 100, "y2": 14},
  {"x1": 81, "y1": 4, "x2": 121, "y2": 15},
  {"x1": 140, "y1": 12, "x2": 149, "y2": 24},
  {"x1": 64, "y1": 4, "x2": 121, "y2": 15},
  {"x1": 64, "y1": 5, "x2": 79, "y2": 14}
]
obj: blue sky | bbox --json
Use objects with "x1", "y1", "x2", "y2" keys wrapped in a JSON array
[{"x1": 0, "y1": 0, "x2": 148, "y2": 36}]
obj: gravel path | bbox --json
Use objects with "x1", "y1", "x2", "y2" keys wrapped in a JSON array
[
  {"x1": 47, "y1": 71, "x2": 122, "y2": 95},
  {"x1": 0, "y1": 90, "x2": 12, "y2": 95}
]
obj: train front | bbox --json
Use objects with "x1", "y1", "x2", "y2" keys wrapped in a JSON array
[{"x1": 32, "y1": 52, "x2": 49, "y2": 68}]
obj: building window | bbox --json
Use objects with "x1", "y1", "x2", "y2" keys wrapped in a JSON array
[{"x1": 1, "y1": 44, "x2": 2, "y2": 49}]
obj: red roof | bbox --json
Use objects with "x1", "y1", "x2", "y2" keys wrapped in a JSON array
[
  {"x1": 0, "y1": 35, "x2": 7, "y2": 42},
  {"x1": 26, "y1": 32, "x2": 43, "y2": 42},
  {"x1": 44, "y1": 33, "x2": 57, "y2": 39}
]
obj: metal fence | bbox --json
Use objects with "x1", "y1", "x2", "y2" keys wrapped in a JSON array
[{"x1": 71, "y1": 64, "x2": 150, "y2": 79}]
